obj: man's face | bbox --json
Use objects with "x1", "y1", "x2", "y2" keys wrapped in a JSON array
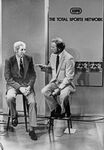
[
  {"x1": 51, "y1": 42, "x2": 58, "y2": 54},
  {"x1": 16, "y1": 45, "x2": 26, "y2": 58}
]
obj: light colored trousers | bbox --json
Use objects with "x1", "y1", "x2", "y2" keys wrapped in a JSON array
[
  {"x1": 6, "y1": 88, "x2": 37, "y2": 127},
  {"x1": 41, "y1": 82, "x2": 73, "y2": 114}
]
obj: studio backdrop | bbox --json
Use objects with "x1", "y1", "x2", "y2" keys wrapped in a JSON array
[{"x1": 49, "y1": 0, "x2": 103, "y2": 87}]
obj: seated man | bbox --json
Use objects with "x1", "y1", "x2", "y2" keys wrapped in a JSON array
[
  {"x1": 4, "y1": 41, "x2": 37, "y2": 140},
  {"x1": 40, "y1": 37, "x2": 76, "y2": 119}
]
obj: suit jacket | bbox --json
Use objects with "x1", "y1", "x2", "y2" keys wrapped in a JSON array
[
  {"x1": 49, "y1": 50, "x2": 75, "y2": 90},
  {"x1": 4, "y1": 55, "x2": 36, "y2": 92}
]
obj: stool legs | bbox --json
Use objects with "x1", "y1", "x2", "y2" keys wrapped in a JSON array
[
  {"x1": 23, "y1": 95, "x2": 28, "y2": 132},
  {"x1": 67, "y1": 119, "x2": 70, "y2": 134},
  {"x1": 70, "y1": 114, "x2": 72, "y2": 128},
  {"x1": 48, "y1": 118, "x2": 54, "y2": 134},
  {"x1": 48, "y1": 117, "x2": 72, "y2": 135},
  {"x1": 7, "y1": 109, "x2": 11, "y2": 131}
]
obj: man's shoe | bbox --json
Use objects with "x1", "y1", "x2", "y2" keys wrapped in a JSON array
[
  {"x1": 12, "y1": 113, "x2": 18, "y2": 127},
  {"x1": 29, "y1": 131, "x2": 37, "y2": 140},
  {"x1": 12, "y1": 118, "x2": 18, "y2": 127},
  {"x1": 51, "y1": 104, "x2": 61, "y2": 117}
]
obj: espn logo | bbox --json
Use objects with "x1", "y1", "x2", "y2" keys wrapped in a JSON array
[{"x1": 70, "y1": 7, "x2": 82, "y2": 15}]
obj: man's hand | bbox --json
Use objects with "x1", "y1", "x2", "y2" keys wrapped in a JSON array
[
  {"x1": 52, "y1": 88, "x2": 60, "y2": 96},
  {"x1": 35, "y1": 64, "x2": 51, "y2": 72},
  {"x1": 19, "y1": 86, "x2": 31, "y2": 96},
  {"x1": 19, "y1": 87, "x2": 26, "y2": 94},
  {"x1": 25, "y1": 86, "x2": 31, "y2": 96},
  {"x1": 35, "y1": 64, "x2": 46, "y2": 71}
]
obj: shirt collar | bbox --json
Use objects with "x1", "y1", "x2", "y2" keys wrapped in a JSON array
[
  {"x1": 16, "y1": 55, "x2": 23, "y2": 61},
  {"x1": 59, "y1": 51, "x2": 63, "y2": 58},
  {"x1": 56, "y1": 50, "x2": 64, "y2": 59}
]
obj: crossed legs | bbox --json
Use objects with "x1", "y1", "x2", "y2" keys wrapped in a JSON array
[{"x1": 41, "y1": 82, "x2": 71, "y2": 117}]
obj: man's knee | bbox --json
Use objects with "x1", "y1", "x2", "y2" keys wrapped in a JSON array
[
  {"x1": 6, "y1": 94, "x2": 16, "y2": 104},
  {"x1": 6, "y1": 88, "x2": 16, "y2": 103}
]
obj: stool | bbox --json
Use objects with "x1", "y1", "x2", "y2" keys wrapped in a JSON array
[
  {"x1": 48, "y1": 92, "x2": 74, "y2": 134},
  {"x1": 48, "y1": 109, "x2": 72, "y2": 134},
  {"x1": 6, "y1": 95, "x2": 29, "y2": 132},
  {"x1": 48, "y1": 116, "x2": 72, "y2": 134}
]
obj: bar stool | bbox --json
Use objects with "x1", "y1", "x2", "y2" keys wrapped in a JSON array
[
  {"x1": 48, "y1": 92, "x2": 74, "y2": 134},
  {"x1": 6, "y1": 94, "x2": 29, "y2": 132}
]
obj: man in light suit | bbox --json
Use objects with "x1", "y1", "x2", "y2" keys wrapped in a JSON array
[
  {"x1": 41, "y1": 38, "x2": 76, "y2": 119},
  {"x1": 4, "y1": 41, "x2": 37, "y2": 140}
]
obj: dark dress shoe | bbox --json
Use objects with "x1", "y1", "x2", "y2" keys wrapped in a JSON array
[
  {"x1": 29, "y1": 131, "x2": 37, "y2": 140},
  {"x1": 12, "y1": 117, "x2": 18, "y2": 127},
  {"x1": 12, "y1": 113, "x2": 18, "y2": 127},
  {"x1": 51, "y1": 104, "x2": 61, "y2": 117}
]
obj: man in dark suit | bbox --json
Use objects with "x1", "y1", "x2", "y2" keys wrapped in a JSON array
[{"x1": 4, "y1": 41, "x2": 37, "y2": 140}]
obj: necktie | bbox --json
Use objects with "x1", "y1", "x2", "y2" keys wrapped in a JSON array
[
  {"x1": 20, "y1": 58, "x2": 24, "y2": 77},
  {"x1": 56, "y1": 55, "x2": 59, "y2": 72}
]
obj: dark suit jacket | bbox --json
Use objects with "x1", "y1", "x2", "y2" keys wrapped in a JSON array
[{"x1": 4, "y1": 55, "x2": 36, "y2": 92}]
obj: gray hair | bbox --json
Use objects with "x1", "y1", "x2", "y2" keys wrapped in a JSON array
[
  {"x1": 13, "y1": 41, "x2": 26, "y2": 52},
  {"x1": 51, "y1": 37, "x2": 63, "y2": 43}
]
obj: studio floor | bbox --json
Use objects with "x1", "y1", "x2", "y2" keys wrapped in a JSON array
[{"x1": 0, "y1": 116, "x2": 104, "y2": 150}]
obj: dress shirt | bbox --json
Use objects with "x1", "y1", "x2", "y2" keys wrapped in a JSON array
[{"x1": 16, "y1": 56, "x2": 23, "y2": 70}]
